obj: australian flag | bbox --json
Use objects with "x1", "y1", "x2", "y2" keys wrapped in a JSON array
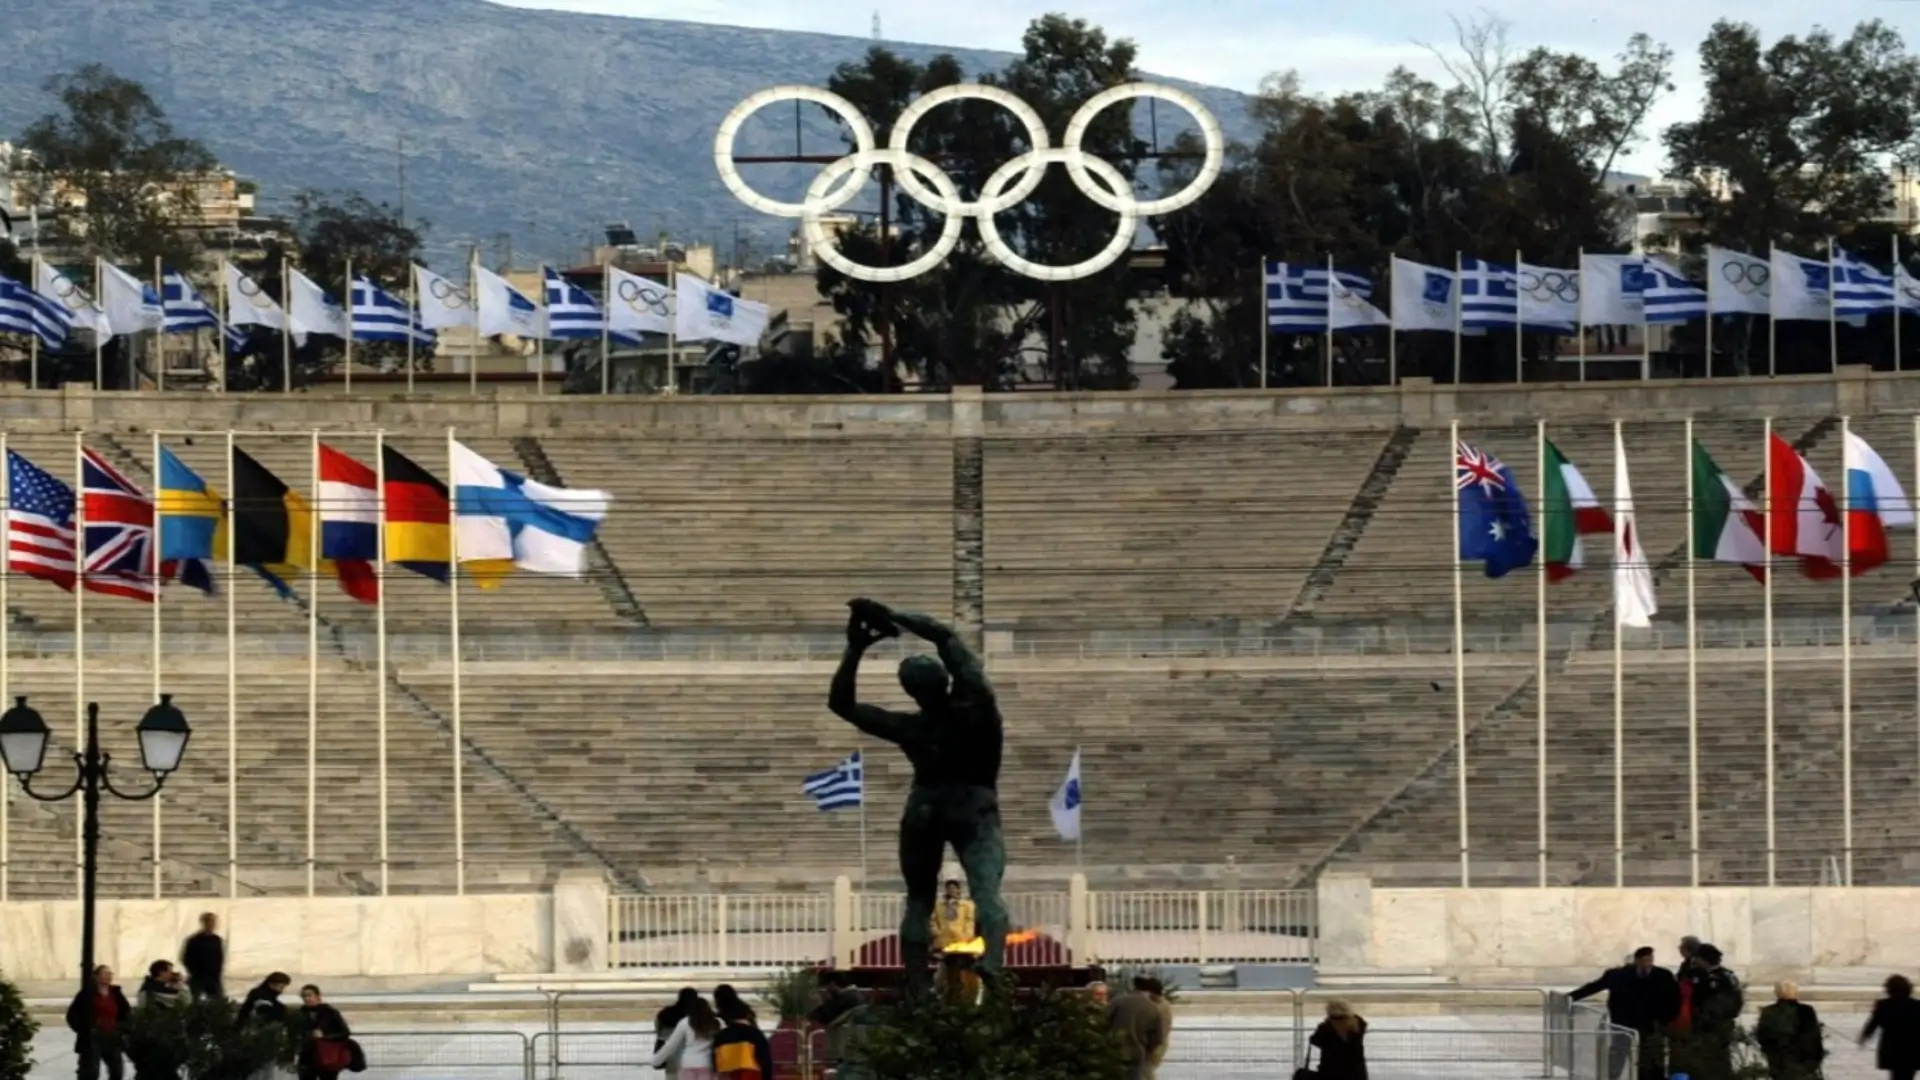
[{"x1": 1455, "y1": 441, "x2": 1536, "y2": 578}]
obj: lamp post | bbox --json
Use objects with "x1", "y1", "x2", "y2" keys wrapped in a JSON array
[{"x1": 0, "y1": 695, "x2": 191, "y2": 1080}]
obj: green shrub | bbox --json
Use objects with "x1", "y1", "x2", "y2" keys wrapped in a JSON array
[
  {"x1": 760, "y1": 965, "x2": 820, "y2": 1023},
  {"x1": 118, "y1": 996, "x2": 297, "y2": 1080},
  {"x1": 841, "y1": 981, "x2": 1127, "y2": 1080},
  {"x1": 0, "y1": 969, "x2": 37, "y2": 1080},
  {"x1": 1106, "y1": 964, "x2": 1183, "y2": 1003}
]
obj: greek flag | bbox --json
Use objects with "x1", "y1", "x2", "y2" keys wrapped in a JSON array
[
  {"x1": 1458, "y1": 257, "x2": 1519, "y2": 329},
  {"x1": 1641, "y1": 261, "x2": 1708, "y2": 324},
  {"x1": 349, "y1": 276, "x2": 434, "y2": 345},
  {"x1": 802, "y1": 751, "x2": 862, "y2": 811},
  {"x1": 0, "y1": 272, "x2": 70, "y2": 348},
  {"x1": 541, "y1": 267, "x2": 641, "y2": 345},
  {"x1": 1263, "y1": 261, "x2": 1375, "y2": 333},
  {"x1": 161, "y1": 271, "x2": 219, "y2": 334},
  {"x1": 1833, "y1": 248, "x2": 1895, "y2": 318}
]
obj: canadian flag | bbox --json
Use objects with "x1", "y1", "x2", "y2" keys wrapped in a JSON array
[{"x1": 1767, "y1": 434, "x2": 1842, "y2": 578}]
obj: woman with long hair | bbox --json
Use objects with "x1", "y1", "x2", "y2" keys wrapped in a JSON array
[
  {"x1": 1308, "y1": 1000, "x2": 1369, "y2": 1080},
  {"x1": 652, "y1": 994, "x2": 722, "y2": 1080},
  {"x1": 713, "y1": 988, "x2": 774, "y2": 1080},
  {"x1": 1862, "y1": 974, "x2": 1920, "y2": 1080},
  {"x1": 655, "y1": 987, "x2": 703, "y2": 1080}
]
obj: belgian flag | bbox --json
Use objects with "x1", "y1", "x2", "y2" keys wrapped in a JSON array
[
  {"x1": 230, "y1": 447, "x2": 321, "y2": 597},
  {"x1": 381, "y1": 444, "x2": 450, "y2": 582}
]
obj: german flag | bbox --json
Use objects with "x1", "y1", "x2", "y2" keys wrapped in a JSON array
[
  {"x1": 381, "y1": 444, "x2": 450, "y2": 582},
  {"x1": 230, "y1": 447, "x2": 320, "y2": 598}
]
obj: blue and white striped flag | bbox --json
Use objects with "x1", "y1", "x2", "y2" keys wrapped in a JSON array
[
  {"x1": 350, "y1": 276, "x2": 435, "y2": 345},
  {"x1": 1642, "y1": 261, "x2": 1707, "y2": 324},
  {"x1": 1833, "y1": 248, "x2": 1895, "y2": 318},
  {"x1": 161, "y1": 271, "x2": 219, "y2": 334},
  {"x1": 1263, "y1": 261, "x2": 1375, "y2": 333},
  {"x1": 0, "y1": 272, "x2": 70, "y2": 348},
  {"x1": 802, "y1": 751, "x2": 863, "y2": 811},
  {"x1": 1458, "y1": 257, "x2": 1519, "y2": 329},
  {"x1": 542, "y1": 267, "x2": 641, "y2": 345}
]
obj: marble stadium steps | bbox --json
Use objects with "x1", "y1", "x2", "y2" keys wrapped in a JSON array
[
  {"x1": 396, "y1": 662, "x2": 1515, "y2": 878},
  {"x1": 539, "y1": 436, "x2": 953, "y2": 632},
  {"x1": 980, "y1": 431, "x2": 1390, "y2": 629},
  {"x1": 1308, "y1": 417, "x2": 1920, "y2": 625},
  {"x1": 1334, "y1": 655, "x2": 1920, "y2": 886},
  {"x1": 0, "y1": 661, "x2": 595, "y2": 900}
]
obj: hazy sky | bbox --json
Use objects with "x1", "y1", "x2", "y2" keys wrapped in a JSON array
[{"x1": 496, "y1": 0, "x2": 1914, "y2": 175}]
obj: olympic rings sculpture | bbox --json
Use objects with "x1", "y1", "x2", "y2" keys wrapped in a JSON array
[
  {"x1": 1520, "y1": 269, "x2": 1578, "y2": 304},
  {"x1": 714, "y1": 82, "x2": 1225, "y2": 283}
]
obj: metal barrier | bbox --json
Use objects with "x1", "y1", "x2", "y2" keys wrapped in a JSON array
[
  {"x1": 610, "y1": 891, "x2": 833, "y2": 968},
  {"x1": 1087, "y1": 889, "x2": 1316, "y2": 963},
  {"x1": 350, "y1": 1030, "x2": 531, "y2": 1080}
]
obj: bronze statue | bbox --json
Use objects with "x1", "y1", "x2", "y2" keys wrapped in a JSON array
[{"x1": 830, "y1": 598, "x2": 1009, "y2": 989}]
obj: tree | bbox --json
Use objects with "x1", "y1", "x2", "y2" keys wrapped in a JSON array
[
  {"x1": 842, "y1": 985, "x2": 1127, "y2": 1080},
  {"x1": 0, "y1": 968, "x2": 36, "y2": 1080},
  {"x1": 119, "y1": 996, "x2": 296, "y2": 1079},
  {"x1": 290, "y1": 190, "x2": 425, "y2": 287},
  {"x1": 17, "y1": 65, "x2": 220, "y2": 267}
]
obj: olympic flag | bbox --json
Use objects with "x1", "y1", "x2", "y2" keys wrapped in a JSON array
[
  {"x1": 606, "y1": 266, "x2": 673, "y2": 336},
  {"x1": 1707, "y1": 246, "x2": 1770, "y2": 316},
  {"x1": 413, "y1": 264, "x2": 476, "y2": 331},
  {"x1": 715, "y1": 82, "x2": 1224, "y2": 283},
  {"x1": 675, "y1": 274, "x2": 768, "y2": 346}
]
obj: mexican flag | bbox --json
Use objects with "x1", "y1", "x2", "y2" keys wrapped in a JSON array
[
  {"x1": 1542, "y1": 440, "x2": 1611, "y2": 580},
  {"x1": 1690, "y1": 439, "x2": 1767, "y2": 581}
]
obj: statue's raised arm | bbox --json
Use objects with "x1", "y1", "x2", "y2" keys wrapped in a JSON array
[
  {"x1": 828, "y1": 600, "x2": 915, "y2": 745},
  {"x1": 879, "y1": 606, "x2": 994, "y2": 706}
]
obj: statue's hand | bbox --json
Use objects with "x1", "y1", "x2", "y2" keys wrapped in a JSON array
[{"x1": 846, "y1": 600, "x2": 898, "y2": 648}]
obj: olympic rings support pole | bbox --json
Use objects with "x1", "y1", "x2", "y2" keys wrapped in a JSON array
[{"x1": 713, "y1": 82, "x2": 1224, "y2": 284}]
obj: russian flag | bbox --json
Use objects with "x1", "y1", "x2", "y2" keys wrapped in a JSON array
[
  {"x1": 1842, "y1": 430, "x2": 1913, "y2": 576},
  {"x1": 317, "y1": 444, "x2": 380, "y2": 604}
]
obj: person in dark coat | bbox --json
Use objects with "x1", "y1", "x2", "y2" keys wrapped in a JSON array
[
  {"x1": 1755, "y1": 980, "x2": 1825, "y2": 1080},
  {"x1": 1670, "y1": 944, "x2": 1743, "y2": 1080},
  {"x1": 1570, "y1": 946, "x2": 1680, "y2": 1079},
  {"x1": 235, "y1": 972, "x2": 292, "y2": 1029},
  {"x1": 1862, "y1": 974, "x2": 1920, "y2": 1080},
  {"x1": 66, "y1": 965, "x2": 133, "y2": 1080},
  {"x1": 1308, "y1": 1000, "x2": 1369, "y2": 1080},
  {"x1": 713, "y1": 991, "x2": 774, "y2": 1078},
  {"x1": 296, "y1": 984, "x2": 352, "y2": 1080},
  {"x1": 180, "y1": 912, "x2": 225, "y2": 1000}
]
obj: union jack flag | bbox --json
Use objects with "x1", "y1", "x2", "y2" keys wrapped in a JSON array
[
  {"x1": 1455, "y1": 442, "x2": 1509, "y2": 495},
  {"x1": 81, "y1": 448, "x2": 161, "y2": 602}
]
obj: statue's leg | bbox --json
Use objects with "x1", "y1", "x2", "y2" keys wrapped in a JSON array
[
  {"x1": 953, "y1": 792, "x2": 1010, "y2": 976},
  {"x1": 898, "y1": 790, "x2": 943, "y2": 993}
]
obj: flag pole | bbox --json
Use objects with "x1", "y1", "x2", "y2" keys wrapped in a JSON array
[
  {"x1": 72, "y1": 430, "x2": 85, "y2": 899},
  {"x1": 536, "y1": 267, "x2": 547, "y2": 398},
  {"x1": 92, "y1": 257, "x2": 105, "y2": 391},
  {"x1": 447, "y1": 426, "x2": 465, "y2": 896},
  {"x1": 281, "y1": 256, "x2": 293, "y2": 392},
  {"x1": 1827, "y1": 239, "x2": 1839, "y2": 374},
  {"x1": 665, "y1": 262, "x2": 678, "y2": 394},
  {"x1": 1705, "y1": 247, "x2": 1715, "y2": 378},
  {"x1": 1514, "y1": 249, "x2": 1524, "y2": 384},
  {"x1": 1894, "y1": 234, "x2": 1904, "y2": 372},
  {"x1": 151, "y1": 428, "x2": 165, "y2": 899},
  {"x1": 1612, "y1": 418, "x2": 1625, "y2": 887},
  {"x1": 469, "y1": 249, "x2": 481, "y2": 396},
  {"x1": 225, "y1": 430, "x2": 238, "y2": 897},
  {"x1": 1324, "y1": 254, "x2": 1335, "y2": 389},
  {"x1": 154, "y1": 255, "x2": 166, "y2": 394},
  {"x1": 0, "y1": 428, "x2": 9, "y2": 901},
  {"x1": 28, "y1": 254, "x2": 39, "y2": 390},
  {"x1": 405, "y1": 266, "x2": 417, "y2": 394},
  {"x1": 1640, "y1": 300, "x2": 1652, "y2": 383},
  {"x1": 1258, "y1": 261, "x2": 1269, "y2": 390},
  {"x1": 1448, "y1": 419, "x2": 1469, "y2": 887},
  {"x1": 1075, "y1": 748, "x2": 1084, "y2": 869},
  {"x1": 1452, "y1": 251, "x2": 1463, "y2": 385},
  {"x1": 1767, "y1": 244, "x2": 1779, "y2": 378},
  {"x1": 1535, "y1": 418, "x2": 1547, "y2": 888},
  {"x1": 1840, "y1": 414, "x2": 1853, "y2": 886},
  {"x1": 857, "y1": 749, "x2": 868, "y2": 888},
  {"x1": 344, "y1": 259, "x2": 355, "y2": 394},
  {"x1": 1685, "y1": 416, "x2": 1700, "y2": 887},
  {"x1": 374, "y1": 430, "x2": 392, "y2": 897},
  {"x1": 1763, "y1": 417, "x2": 1777, "y2": 885},
  {"x1": 600, "y1": 260, "x2": 612, "y2": 396},
  {"x1": 306, "y1": 430, "x2": 319, "y2": 897},
  {"x1": 215, "y1": 262, "x2": 228, "y2": 394}
]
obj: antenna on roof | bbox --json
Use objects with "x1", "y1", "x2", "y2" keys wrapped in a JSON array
[{"x1": 871, "y1": 10, "x2": 881, "y2": 40}]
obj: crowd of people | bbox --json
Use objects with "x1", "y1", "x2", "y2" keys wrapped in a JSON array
[
  {"x1": 1567, "y1": 934, "x2": 1920, "y2": 1080},
  {"x1": 63, "y1": 913, "x2": 357, "y2": 1080}
]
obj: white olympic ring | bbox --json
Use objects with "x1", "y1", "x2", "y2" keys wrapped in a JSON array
[
  {"x1": 428, "y1": 278, "x2": 469, "y2": 307},
  {"x1": 1721, "y1": 262, "x2": 1770, "y2": 295},
  {"x1": 1520, "y1": 270, "x2": 1578, "y2": 304},
  {"x1": 616, "y1": 279, "x2": 670, "y2": 315},
  {"x1": 714, "y1": 82, "x2": 1224, "y2": 283}
]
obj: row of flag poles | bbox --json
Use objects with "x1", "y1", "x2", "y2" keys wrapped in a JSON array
[
  {"x1": 1446, "y1": 418, "x2": 1915, "y2": 890},
  {"x1": 0, "y1": 429, "x2": 610, "y2": 903},
  {"x1": 0, "y1": 254, "x2": 772, "y2": 395},
  {"x1": 1262, "y1": 238, "x2": 1920, "y2": 387}
]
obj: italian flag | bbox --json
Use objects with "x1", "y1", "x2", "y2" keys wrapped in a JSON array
[
  {"x1": 1690, "y1": 439, "x2": 1767, "y2": 582},
  {"x1": 1542, "y1": 441, "x2": 1611, "y2": 581}
]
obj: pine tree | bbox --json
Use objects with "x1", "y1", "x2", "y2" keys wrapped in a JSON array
[{"x1": 0, "y1": 967, "x2": 40, "y2": 1080}]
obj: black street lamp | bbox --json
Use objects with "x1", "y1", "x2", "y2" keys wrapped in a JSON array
[{"x1": 0, "y1": 695, "x2": 191, "y2": 1080}]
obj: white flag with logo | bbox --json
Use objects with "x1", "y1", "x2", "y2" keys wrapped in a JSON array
[
  {"x1": 474, "y1": 265, "x2": 543, "y2": 339},
  {"x1": 413, "y1": 264, "x2": 475, "y2": 330},
  {"x1": 96, "y1": 262, "x2": 163, "y2": 337},
  {"x1": 1328, "y1": 272, "x2": 1389, "y2": 330},
  {"x1": 674, "y1": 273, "x2": 769, "y2": 346},
  {"x1": 1049, "y1": 748, "x2": 1082, "y2": 842},
  {"x1": 288, "y1": 267, "x2": 347, "y2": 340},
  {"x1": 1771, "y1": 248, "x2": 1831, "y2": 322},
  {"x1": 1578, "y1": 254, "x2": 1646, "y2": 326},
  {"x1": 35, "y1": 260, "x2": 111, "y2": 338},
  {"x1": 1388, "y1": 257, "x2": 1455, "y2": 332},
  {"x1": 1707, "y1": 246, "x2": 1770, "y2": 316},
  {"x1": 606, "y1": 266, "x2": 674, "y2": 335},
  {"x1": 1613, "y1": 429, "x2": 1657, "y2": 629},
  {"x1": 223, "y1": 262, "x2": 286, "y2": 331},
  {"x1": 1516, "y1": 263, "x2": 1578, "y2": 331},
  {"x1": 1899, "y1": 264, "x2": 1920, "y2": 314}
]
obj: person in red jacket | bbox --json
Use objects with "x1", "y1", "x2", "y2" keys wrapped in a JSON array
[{"x1": 65, "y1": 965, "x2": 132, "y2": 1080}]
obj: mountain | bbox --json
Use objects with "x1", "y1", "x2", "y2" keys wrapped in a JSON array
[{"x1": 0, "y1": 0, "x2": 1256, "y2": 269}]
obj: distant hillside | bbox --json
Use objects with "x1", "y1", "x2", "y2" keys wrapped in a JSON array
[{"x1": 0, "y1": 0, "x2": 1256, "y2": 268}]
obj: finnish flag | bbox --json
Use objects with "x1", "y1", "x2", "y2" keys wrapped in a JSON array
[
  {"x1": 449, "y1": 438, "x2": 611, "y2": 582},
  {"x1": 1049, "y1": 749, "x2": 1082, "y2": 842},
  {"x1": 803, "y1": 751, "x2": 863, "y2": 811}
]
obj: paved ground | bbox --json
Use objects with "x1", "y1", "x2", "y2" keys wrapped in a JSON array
[{"x1": 24, "y1": 1009, "x2": 1888, "y2": 1078}]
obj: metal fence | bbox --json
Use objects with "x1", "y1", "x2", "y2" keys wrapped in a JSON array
[{"x1": 348, "y1": 1031, "x2": 532, "y2": 1080}]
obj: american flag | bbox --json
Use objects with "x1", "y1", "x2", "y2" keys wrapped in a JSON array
[
  {"x1": 6, "y1": 450, "x2": 77, "y2": 590},
  {"x1": 81, "y1": 448, "x2": 160, "y2": 602}
]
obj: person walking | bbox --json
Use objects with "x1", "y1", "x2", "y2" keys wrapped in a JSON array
[
  {"x1": 1670, "y1": 944, "x2": 1742, "y2": 1080},
  {"x1": 652, "y1": 994, "x2": 721, "y2": 1080},
  {"x1": 1309, "y1": 1000, "x2": 1369, "y2": 1080},
  {"x1": 1568, "y1": 946, "x2": 1680, "y2": 1079},
  {"x1": 1145, "y1": 977, "x2": 1173, "y2": 1080},
  {"x1": 135, "y1": 961, "x2": 186, "y2": 1010},
  {"x1": 296, "y1": 984, "x2": 353, "y2": 1080},
  {"x1": 1755, "y1": 981, "x2": 1825, "y2": 1080},
  {"x1": 655, "y1": 987, "x2": 702, "y2": 1080},
  {"x1": 66, "y1": 965, "x2": 132, "y2": 1080},
  {"x1": 1108, "y1": 976, "x2": 1166, "y2": 1080},
  {"x1": 1862, "y1": 975, "x2": 1920, "y2": 1080},
  {"x1": 236, "y1": 973, "x2": 292, "y2": 1028},
  {"x1": 713, "y1": 991, "x2": 773, "y2": 1079},
  {"x1": 181, "y1": 912, "x2": 226, "y2": 1000}
]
